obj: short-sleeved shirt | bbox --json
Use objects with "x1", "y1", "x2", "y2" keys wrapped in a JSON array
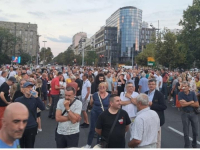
[
  {"x1": 178, "y1": 91, "x2": 198, "y2": 112},
  {"x1": 138, "y1": 77, "x2": 149, "y2": 93},
  {"x1": 0, "y1": 139, "x2": 20, "y2": 148},
  {"x1": 96, "y1": 109, "x2": 131, "y2": 148},
  {"x1": 120, "y1": 92, "x2": 139, "y2": 118},
  {"x1": 106, "y1": 77, "x2": 113, "y2": 92},
  {"x1": 130, "y1": 107, "x2": 160, "y2": 147},
  {"x1": 0, "y1": 77, "x2": 6, "y2": 87},
  {"x1": 56, "y1": 99, "x2": 82, "y2": 135},
  {"x1": 0, "y1": 82, "x2": 10, "y2": 107},
  {"x1": 51, "y1": 77, "x2": 60, "y2": 95},
  {"x1": 81, "y1": 79, "x2": 91, "y2": 100}
]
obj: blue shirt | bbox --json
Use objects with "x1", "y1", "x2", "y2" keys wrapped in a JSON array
[
  {"x1": 178, "y1": 91, "x2": 198, "y2": 112},
  {"x1": 0, "y1": 139, "x2": 20, "y2": 148},
  {"x1": 148, "y1": 90, "x2": 155, "y2": 102},
  {"x1": 92, "y1": 92, "x2": 110, "y2": 113},
  {"x1": 139, "y1": 77, "x2": 149, "y2": 93},
  {"x1": 15, "y1": 96, "x2": 45, "y2": 129}
]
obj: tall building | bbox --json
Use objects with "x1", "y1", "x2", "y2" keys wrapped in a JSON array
[
  {"x1": 72, "y1": 32, "x2": 87, "y2": 49},
  {"x1": 140, "y1": 27, "x2": 156, "y2": 51},
  {"x1": 0, "y1": 21, "x2": 39, "y2": 56},
  {"x1": 95, "y1": 26, "x2": 117, "y2": 66},
  {"x1": 106, "y1": 6, "x2": 142, "y2": 63}
]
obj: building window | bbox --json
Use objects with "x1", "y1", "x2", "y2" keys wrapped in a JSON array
[
  {"x1": 30, "y1": 38, "x2": 32, "y2": 42},
  {"x1": 25, "y1": 38, "x2": 27, "y2": 41},
  {"x1": 30, "y1": 45, "x2": 32, "y2": 49}
]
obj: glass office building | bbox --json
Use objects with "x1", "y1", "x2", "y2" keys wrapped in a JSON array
[{"x1": 106, "y1": 6, "x2": 142, "y2": 62}]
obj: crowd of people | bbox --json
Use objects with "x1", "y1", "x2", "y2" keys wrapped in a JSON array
[{"x1": 0, "y1": 64, "x2": 199, "y2": 148}]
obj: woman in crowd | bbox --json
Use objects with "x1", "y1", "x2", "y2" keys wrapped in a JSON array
[
  {"x1": 36, "y1": 78, "x2": 43, "y2": 133},
  {"x1": 84, "y1": 82, "x2": 110, "y2": 148},
  {"x1": 12, "y1": 79, "x2": 26, "y2": 102},
  {"x1": 47, "y1": 73, "x2": 54, "y2": 107},
  {"x1": 59, "y1": 75, "x2": 66, "y2": 99}
]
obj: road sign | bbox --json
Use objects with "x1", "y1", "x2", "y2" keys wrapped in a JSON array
[{"x1": 147, "y1": 57, "x2": 155, "y2": 66}]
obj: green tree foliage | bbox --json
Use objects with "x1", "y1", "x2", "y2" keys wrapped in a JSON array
[
  {"x1": 179, "y1": 0, "x2": 200, "y2": 68},
  {"x1": 0, "y1": 53, "x2": 10, "y2": 64},
  {"x1": 135, "y1": 42, "x2": 156, "y2": 66},
  {"x1": 85, "y1": 50, "x2": 97, "y2": 66},
  {"x1": 155, "y1": 29, "x2": 187, "y2": 69},
  {"x1": 40, "y1": 47, "x2": 54, "y2": 64},
  {"x1": 20, "y1": 52, "x2": 31, "y2": 65},
  {"x1": 53, "y1": 47, "x2": 82, "y2": 66}
]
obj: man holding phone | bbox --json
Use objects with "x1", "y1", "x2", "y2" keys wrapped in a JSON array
[{"x1": 15, "y1": 82, "x2": 45, "y2": 148}]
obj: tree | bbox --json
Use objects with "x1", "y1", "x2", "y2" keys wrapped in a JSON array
[
  {"x1": 20, "y1": 52, "x2": 31, "y2": 65},
  {"x1": 179, "y1": 0, "x2": 200, "y2": 68},
  {"x1": 39, "y1": 47, "x2": 54, "y2": 64},
  {"x1": 85, "y1": 51, "x2": 97, "y2": 66},
  {"x1": 155, "y1": 29, "x2": 187, "y2": 70},
  {"x1": 136, "y1": 43, "x2": 156, "y2": 66},
  {"x1": 0, "y1": 53, "x2": 10, "y2": 65}
]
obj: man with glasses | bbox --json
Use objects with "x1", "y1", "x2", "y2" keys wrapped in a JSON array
[
  {"x1": 120, "y1": 82, "x2": 138, "y2": 126},
  {"x1": 145, "y1": 79, "x2": 167, "y2": 148},
  {"x1": 178, "y1": 81, "x2": 199, "y2": 148},
  {"x1": 0, "y1": 76, "x2": 16, "y2": 129}
]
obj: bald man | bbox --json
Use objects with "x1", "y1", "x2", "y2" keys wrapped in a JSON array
[{"x1": 0, "y1": 103, "x2": 29, "y2": 148}]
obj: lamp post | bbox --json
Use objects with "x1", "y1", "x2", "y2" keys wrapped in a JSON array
[
  {"x1": 37, "y1": 35, "x2": 41, "y2": 65},
  {"x1": 150, "y1": 20, "x2": 160, "y2": 39},
  {"x1": 43, "y1": 41, "x2": 47, "y2": 65}
]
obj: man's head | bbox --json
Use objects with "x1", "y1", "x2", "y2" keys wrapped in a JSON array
[
  {"x1": 98, "y1": 73, "x2": 105, "y2": 83},
  {"x1": 65, "y1": 87, "x2": 76, "y2": 102},
  {"x1": 22, "y1": 73, "x2": 29, "y2": 80},
  {"x1": 132, "y1": 73, "x2": 136, "y2": 78},
  {"x1": 126, "y1": 73, "x2": 131, "y2": 80},
  {"x1": 1, "y1": 71, "x2": 8, "y2": 78},
  {"x1": 141, "y1": 72, "x2": 146, "y2": 78},
  {"x1": 7, "y1": 77, "x2": 17, "y2": 86},
  {"x1": 156, "y1": 70, "x2": 161, "y2": 76},
  {"x1": 107, "y1": 71, "x2": 111, "y2": 78},
  {"x1": 161, "y1": 68, "x2": 165, "y2": 73},
  {"x1": 75, "y1": 73, "x2": 80, "y2": 79},
  {"x1": 109, "y1": 94, "x2": 121, "y2": 110},
  {"x1": 136, "y1": 94, "x2": 149, "y2": 111},
  {"x1": 148, "y1": 79, "x2": 157, "y2": 91},
  {"x1": 82, "y1": 73, "x2": 88, "y2": 81},
  {"x1": 21, "y1": 82, "x2": 34, "y2": 96},
  {"x1": 1, "y1": 103, "x2": 29, "y2": 141},
  {"x1": 57, "y1": 72, "x2": 63, "y2": 80},
  {"x1": 10, "y1": 66, "x2": 13, "y2": 71},
  {"x1": 182, "y1": 81, "x2": 190, "y2": 93},
  {"x1": 126, "y1": 82, "x2": 135, "y2": 93},
  {"x1": 42, "y1": 73, "x2": 47, "y2": 79}
]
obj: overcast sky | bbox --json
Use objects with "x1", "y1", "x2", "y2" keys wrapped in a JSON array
[{"x1": 0, "y1": 0, "x2": 193, "y2": 57}]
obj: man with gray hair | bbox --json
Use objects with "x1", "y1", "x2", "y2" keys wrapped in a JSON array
[
  {"x1": 138, "y1": 73, "x2": 149, "y2": 93},
  {"x1": 128, "y1": 94, "x2": 160, "y2": 148},
  {"x1": 67, "y1": 75, "x2": 78, "y2": 95}
]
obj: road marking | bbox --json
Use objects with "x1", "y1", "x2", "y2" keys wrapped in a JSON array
[{"x1": 168, "y1": 126, "x2": 200, "y2": 145}]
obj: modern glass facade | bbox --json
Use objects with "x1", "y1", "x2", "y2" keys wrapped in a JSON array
[{"x1": 106, "y1": 6, "x2": 142, "y2": 62}]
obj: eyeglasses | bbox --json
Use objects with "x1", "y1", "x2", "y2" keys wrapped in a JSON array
[
  {"x1": 99, "y1": 86, "x2": 106, "y2": 89},
  {"x1": 127, "y1": 86, "x2": 133, "y2": 88}
]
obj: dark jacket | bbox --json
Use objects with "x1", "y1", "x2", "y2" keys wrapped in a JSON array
[
  {"x1": 132, "y1": 77, "x2": 139, "y2": 92},
  {"x1": 145, "y1": 90, "x2": 167, "y2": 126}
]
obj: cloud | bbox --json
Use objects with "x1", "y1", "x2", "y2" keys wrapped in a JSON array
[
  {"x1": 46, "y1": 35, "x2": 72, "y2": 43},
  {"x1": 0, "y1": 16, "x2": 8, "y2": 21},
  {"x1": 28, "y1": 11, "x2": 48, "y2": 19},
  {"x1": 51, "y1": 6, "x2": 111, "y2": 16}
]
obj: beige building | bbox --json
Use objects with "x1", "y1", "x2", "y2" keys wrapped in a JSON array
[
  {"x1": 72, "y1": 32, "x2": 87, "y2": 52},
  {"x1": 0, "y1": 21, "x2": 39, "y2": 56}
]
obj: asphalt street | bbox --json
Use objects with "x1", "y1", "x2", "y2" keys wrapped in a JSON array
[{"x1": 34, "y1": 101, "x2": 200, "y2": 148}]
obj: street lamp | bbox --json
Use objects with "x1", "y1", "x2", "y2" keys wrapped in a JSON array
[{"x1": 43, "y1": 41, "x2": 47, "y2": 65}]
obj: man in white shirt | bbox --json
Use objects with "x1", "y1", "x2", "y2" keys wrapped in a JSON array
[
  {"x1": 128, "y1": 94, "x2": 160, "y2": 148},
  {"x1": 157, "y1": 70, "x2": 163, "y2": 92},
  {"x1": 8, "y1": 67, "x2": 16, "y2": 78},
  {"x1": 55, "y1": 87, "x2": 82, "y2": 148},
  {"x1": 0, "y1": 71, "x2": 8, "y2": 87},
  {"x1": 80, "y1": 74, "x2": 91, "y2": 128},
  {"x1": 120, "y1": 82, "x2": 139, "y2": 134}
]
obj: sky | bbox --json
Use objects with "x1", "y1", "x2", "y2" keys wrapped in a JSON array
[{"x1": 0, "y1": 0, "x2": 193, "y2": 57}]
